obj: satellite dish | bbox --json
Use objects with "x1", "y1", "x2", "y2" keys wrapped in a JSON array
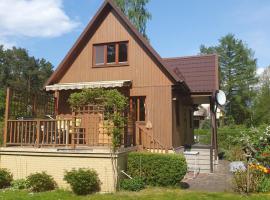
[{"x1": 216, "y1": 90, "x2": 226, "y2": 106}]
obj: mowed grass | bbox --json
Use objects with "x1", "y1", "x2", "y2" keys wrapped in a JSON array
[{"x1": 0, "y1": 188, "x2": 269, "y2": 200}]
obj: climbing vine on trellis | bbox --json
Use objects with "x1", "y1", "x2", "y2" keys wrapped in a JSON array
[{"x1": 68, "y1": 88, "x2": 128, "y2": 149}]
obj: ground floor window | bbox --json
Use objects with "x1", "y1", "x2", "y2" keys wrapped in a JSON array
[{"x1": 130, "y1": 96, "x2": 146, "y2": 121}]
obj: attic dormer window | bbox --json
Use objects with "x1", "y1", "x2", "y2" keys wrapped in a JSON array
[{"x1": 93, "y1": 41, "x2": 128, "y2": 67}]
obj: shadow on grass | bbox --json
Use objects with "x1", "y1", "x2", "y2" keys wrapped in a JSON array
[{"x1": 179, "y1": 182, "x2": 190, "y2": 189}]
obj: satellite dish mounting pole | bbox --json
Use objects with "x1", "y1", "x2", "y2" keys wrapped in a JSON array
[{"x1": 210, "y1": 91, "x2": 218, "y2": 165}]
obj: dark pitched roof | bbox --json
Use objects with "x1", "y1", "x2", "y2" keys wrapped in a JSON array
[
  {"x1": 45, "y1": 0, "x2": 188, "y2": 89},
  {"x1": 163, "y1": 54, "x2": 219, "y2": 94}
]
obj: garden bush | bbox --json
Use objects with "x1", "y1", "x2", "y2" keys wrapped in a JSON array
[
  {"x1": 225, "y1": 146, "x2": 246, "y2": 161},
  {"x1": 258, "y1": 176, "x2": 270, "y2": 193},
  {"x1": 0, "y1": 168, "x2": 13, "y2": 189},
  {"x1": 233, "y1": 165, "x2": 270, "y2": 194},
  {"x1": 127, "y1": 152, "x2": 187, "y2": 186},
  {"x1": 194, "y1": 125, "x2": 260, "y2": 160},
  {"x1": 64, "y1": 168, "x2": 100, "y2": 195},
  {"x1": 11, "y1": 179, "x2": 27, "y2": 190},
  {"x1": 233, "y1": 169, "x2": 263, "y2": 193},
  {"x1": 120, "y1": 177, "x2": 145, "y2": 191},
  {"x1": 26, "y1": 172, "x2": 57, "y2": 192}
]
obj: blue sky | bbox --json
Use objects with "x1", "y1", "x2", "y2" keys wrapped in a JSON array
[{"x1": 0, "y1": 0, "x2": 270, "y2": 73}]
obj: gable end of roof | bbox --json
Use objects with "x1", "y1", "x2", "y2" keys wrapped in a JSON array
[{"x1": 45, "y1": 0, "x2": 187, "y2": 89}]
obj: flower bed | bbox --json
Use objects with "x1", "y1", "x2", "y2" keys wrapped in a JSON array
[
  {"x1": 232, "y1": 125, "x2": 270, "y2": 193},
  {"x1": 249, "y1": 164, "x2": 270, "y2": 174}
]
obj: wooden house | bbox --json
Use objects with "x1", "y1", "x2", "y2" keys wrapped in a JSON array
[{"x1": 1, "y1": 0, "x2": 219, "y2": 192}]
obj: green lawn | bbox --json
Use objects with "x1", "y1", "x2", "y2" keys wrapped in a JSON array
[{"x1": 0, "y1": 188, "x2": 269, "y2": 200}]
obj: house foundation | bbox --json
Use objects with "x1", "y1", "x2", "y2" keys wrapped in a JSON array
[{"x1": 0, "y1": 147, "x2": 135, "y2": 193}]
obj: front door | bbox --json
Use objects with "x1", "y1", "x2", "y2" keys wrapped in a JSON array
[{"x1": 129, "y1": 96, "x2": 146, "y2": 146}]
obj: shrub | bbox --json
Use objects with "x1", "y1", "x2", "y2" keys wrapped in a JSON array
[
  {"x1": 120, "y1": 177, "x2": 145, "y2": 191},
  {"x1": 200, "y1": 119, "x2": 211, "y2": 129},
  {"x1": 233, "y1": 169, "x2": 263, "y2": 193},
  {"x1": 11, "y1": 179, "x2": 27, "y2": 190},
  {"x1": 195, "y1": 125, "x2": 254, "y2": 160},
  {"x1": 64, "y1": 168, "x2": 100, "y2": 195},
  {"x1": 258, "y1": 176, "x2": 270, "y2": 193},
  {"x1": 0, "y1": 168, "x2": 13, "y2": 189},
  {"x1": 225, "y1": 146, "x2": 246, "y2": 161},
  {"x1": 127, "y1": 152, "x2": 187, "y2": 186},
  {"x1": 26, "y1": 172, "x2": 57, "y2": 192}
]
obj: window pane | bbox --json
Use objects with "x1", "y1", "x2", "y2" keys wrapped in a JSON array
[
  {"x1": 131, "y1": 96, "x2": 146, "y2": 121},
  {"x1": 139, "y1": 97, "x2": 145, "y2": 121},
  {"x1": 107, "y1": 44, "x2": 116, "y2": 63},
  {"x1": 95, "y1": 45, "x2": 104, "y2": 65},
  {"x1": 119, "y1": 42, "x2": 128, "y2": 63}
]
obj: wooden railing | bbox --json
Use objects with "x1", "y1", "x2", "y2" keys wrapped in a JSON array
[
  {"x1": 135, "y1": 121, "x2": 168, "y2": 153},
  {"x1": 6, "y1": 119, "x2": 73, "y2": 147},
  {"x1": 5, "y1": 119, "x2": 123, "y2": 148}
]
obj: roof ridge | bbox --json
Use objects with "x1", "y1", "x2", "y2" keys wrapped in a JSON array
[{"x1": 163, "y1": 54, "x2": 217, "y2": 60}]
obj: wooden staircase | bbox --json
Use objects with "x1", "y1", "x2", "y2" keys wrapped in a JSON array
[{"x1": 135, "y1": 121, "x2": 168, "y2": 153}]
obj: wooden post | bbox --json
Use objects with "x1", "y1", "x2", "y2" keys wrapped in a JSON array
[
  {"x1": 3, "y1": 88, "x2": 11, "y2": 147},
  {"x1": 210, "y1": 145, "x2": 214, "y2": 173},
  {"x1": 129, "y1": 98, "x2": 135, "y2": 146},
  {"x1": 214, "y1": 108, "x2": 218, "y2": 161},
  {"x1": 66, "y1": 121, "x2": 70, "y2": 146},
  {"x1": 137, "y1": 98, "x2": 140, "y2": 121},
  {"x1": 71, "y1": 111, "x2": 76, "y2": 149},
  {"x1": 209, "y1": 95, "x2": 217, "y2": 173},
  {"x1": 135, "y1": 123, "x2": 139, "y2": 146},
  {"x1": 54, "y1": 90, "x2": 59, "y2": 116},
  {"x1": 36, "y1": 119, "x2": 40, "y2": 147}
]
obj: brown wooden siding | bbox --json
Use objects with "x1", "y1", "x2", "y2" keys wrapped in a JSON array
[
  {"x1": 59, "y1": 10, "x2": 171, "y2": 87},
  {"x1": 56, "y1": 10, "x2": 173, "y2": 148},
  {"x1": 131, "y1": 86, "x2": 172, "y2": 148},
  {"x1": 172, "y1": 91, "x2": 194, "y2": 148}
]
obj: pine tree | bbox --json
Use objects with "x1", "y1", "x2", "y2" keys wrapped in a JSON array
[
  {"x1": 200, "y1": 34, "x2": 258, "y2": 125},
  {"x1": 253, "y1": 66, "x2": 270, "y2": 125}
]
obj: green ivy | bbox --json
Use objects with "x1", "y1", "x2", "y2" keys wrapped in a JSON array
[{"x1": 68, "y1": 88, "x2": 128, "y2": 150}]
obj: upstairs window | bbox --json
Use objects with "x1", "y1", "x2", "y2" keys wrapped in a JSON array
[
  {"x1": 93, "y1": 41, "x2": 128, "y2": 67},
  {"x1": 107, "y1": 44, "x2": 116, "y2": 64},
  {"x1": 94, "y1": 45, "x2": 105, "y2": 65},
  {"x1": 119, "y1": 42, "x2": 128, "y2": 63}
]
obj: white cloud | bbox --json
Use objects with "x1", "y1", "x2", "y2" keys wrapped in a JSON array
[{"x1": 0, "y1": 0, "x2": 79, "y2": 45}]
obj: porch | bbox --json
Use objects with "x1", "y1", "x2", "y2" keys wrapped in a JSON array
[{"x1": 3, "y1": 86, "x2": 168, "y2": 153}]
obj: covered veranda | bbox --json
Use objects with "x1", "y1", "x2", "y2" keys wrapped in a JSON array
[{"x1": 3, "y1": 80, "x2": 133, "y2": 149}]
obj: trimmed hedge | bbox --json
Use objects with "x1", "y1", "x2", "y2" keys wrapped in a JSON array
[{"x1": 127, "y1": 152, "x2": 187, "y2": 186}]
